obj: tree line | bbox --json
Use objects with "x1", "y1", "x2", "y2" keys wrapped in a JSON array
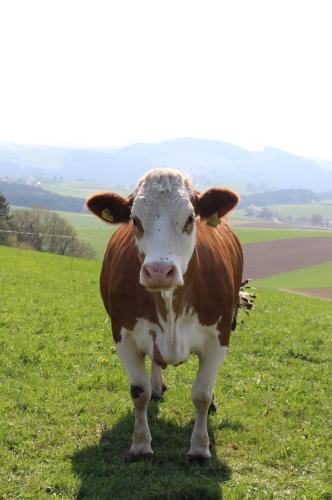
[
  {"x1": 0, "y1": 192, "x2": 95, "y2": 259},
  {"x1": 240, "y1": 188, "x2": 332, "y2": 208}
]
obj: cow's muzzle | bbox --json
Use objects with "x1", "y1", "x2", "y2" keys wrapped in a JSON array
[{"x1": 140, "y1": 262, "x2": 182, "y2": 289}]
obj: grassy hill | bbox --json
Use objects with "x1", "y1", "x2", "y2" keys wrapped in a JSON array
[
  {"x1": 0, "y1": 246, "x2": 331, "y2": 498},
  {"x1": 44, "y1": 180, "x2": 120, "y2": 199}
]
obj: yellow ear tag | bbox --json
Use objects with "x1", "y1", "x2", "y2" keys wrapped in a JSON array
[
  {"x1": 206, "y1": 212, "x2": 219, "y2": 227},
  {"x1": 102, "y1": 208, "x2": 113, "y2": 222}
]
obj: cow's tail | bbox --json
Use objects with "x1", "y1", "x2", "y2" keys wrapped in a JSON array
[{"x1": 231, "y1": 279, "x2": 256, "y2": 331}]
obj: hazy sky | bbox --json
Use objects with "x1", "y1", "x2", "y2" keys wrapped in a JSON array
[{"x1": 0, "y1": 0, "x2": 331, "y2": 159}]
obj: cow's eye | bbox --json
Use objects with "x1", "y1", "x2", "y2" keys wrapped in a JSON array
[
  {"x1": 183, "y1": 214, "x2": 195, "y2": 233},
  {"x1": 132, "y1": 216, "x2": 144, "y2": 236}
]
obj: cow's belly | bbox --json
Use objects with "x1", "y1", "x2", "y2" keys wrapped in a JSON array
[{"x1": 125, "y1": 309, "x2": 220, "y2": 367}]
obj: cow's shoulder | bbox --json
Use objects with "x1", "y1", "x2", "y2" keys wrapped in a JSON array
[{"x1": 195, "y1": 219, "x2": 241, "y2": 259}]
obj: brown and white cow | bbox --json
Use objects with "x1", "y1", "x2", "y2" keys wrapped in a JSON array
[{"x1": 87, "y1": 168, "x2": 244, "y2": 461}]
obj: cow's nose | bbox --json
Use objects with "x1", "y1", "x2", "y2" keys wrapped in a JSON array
[{"x1": 141, "y1": 262, "x2": 178, "y2": 289}]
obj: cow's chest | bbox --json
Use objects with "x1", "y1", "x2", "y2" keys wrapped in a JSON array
[{"x1": 129, "y1": 306, "x2": 220, "y2": 367}]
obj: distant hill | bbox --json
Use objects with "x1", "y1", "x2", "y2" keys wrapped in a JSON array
[
  {"x1": 1, "y1": 139, "x2": 332, "y2": 191},
  {"x1": 0, "y1": 181, "x2": 84, "y2": 212}
]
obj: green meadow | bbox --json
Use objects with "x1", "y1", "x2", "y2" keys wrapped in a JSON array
[
  {"x1": 265, "y1": 203, "x2": 332, "y2": 220},
  {"x1": 45, "y1": 181, "x2": 131, "y2": 199},
  {"x1": 44, "y1": 181, "x2": 113, "y2": 199},
  {"x1": 0, "y1": 245, "x2": 331, "y2": 498}
]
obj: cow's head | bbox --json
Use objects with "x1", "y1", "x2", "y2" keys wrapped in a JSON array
[{"x1": 87, "y1": 168, "x2": 239, "y2": 291}]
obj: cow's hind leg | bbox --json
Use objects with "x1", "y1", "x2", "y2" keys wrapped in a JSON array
[
  {"x1": 151, "y1": 362, "x2": 167, "y2": 401},
  {"x1": 188, "y1": 340, "x2": 227, "y2": 461},
  {"x1": 116, "y1": 333, "x2": 153, "y2": 459}
]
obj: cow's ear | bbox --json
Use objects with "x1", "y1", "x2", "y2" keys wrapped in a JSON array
[
  {"x1": 195, "y1": 188, "x2": 239, "y2": 226},
  {"x1": 86, "y1": 192, "x2": 133, "y2": 223}
]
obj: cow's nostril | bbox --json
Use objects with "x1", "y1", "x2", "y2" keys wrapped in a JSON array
[{"x1": 166, "y1": 267, "x2": 175, "y2": 279}]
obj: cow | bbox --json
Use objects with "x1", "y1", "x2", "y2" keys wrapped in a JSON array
[{"x1": 87, "y1": 168, "x2": 248, "y2": 461}]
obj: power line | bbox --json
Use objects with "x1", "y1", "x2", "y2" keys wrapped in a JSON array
[{"x1": 0, "y1": 228, "x2": 87, "y2": 240}]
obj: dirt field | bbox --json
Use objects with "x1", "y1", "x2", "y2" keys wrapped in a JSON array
[
  {"x1": 242, "y1": 237, "x2": 332, "y2": 300},
  {"x1": 242, "y1": 237, "x2": 332, "y2": 280}
]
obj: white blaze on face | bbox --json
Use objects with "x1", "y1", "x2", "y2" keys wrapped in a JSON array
[{"x1": 131, "y1": 169, "x2": 196, "y2": 289}]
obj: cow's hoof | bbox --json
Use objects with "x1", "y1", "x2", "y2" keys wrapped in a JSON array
[
  {"x1": 188, "y1": 454, "x2": 211, "y2": 465},
  {"x1": 150, "y1": 392, "x2": 163, "y2": 402},
  {"x1": 150, "y1": 384, "x2": 168, "y2": 401},
  {"x1": 208, "y1": 401, "x2": 217, "y2": 414},
  {"x1": 127, "y1": 452, "x2": 154, "y2": 463}
]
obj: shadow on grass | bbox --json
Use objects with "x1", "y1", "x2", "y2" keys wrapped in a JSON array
[{"x1": 72, "y1": 402, "x2": 231, "y2": 499}]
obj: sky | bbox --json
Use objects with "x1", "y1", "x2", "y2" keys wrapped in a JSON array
[{"x1": 0, "y1": 0, "x2": 331, "y2": 159}]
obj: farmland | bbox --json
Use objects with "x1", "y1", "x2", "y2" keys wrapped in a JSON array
[
  {"x1": 0, "y1": 245, "x2": 331, "y2": 498},
  {"x1": 264, "y1": 203, "x2": 332, "y2": 220},
  {"x1": 44, "y1": 181, "x2": 131, "y2": 199}
]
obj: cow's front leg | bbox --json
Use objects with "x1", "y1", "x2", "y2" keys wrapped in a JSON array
[
  {"x1": 151, "y1": 362, "x2": 167, "y2": 400},
  {"x1": 116, "y1": 334, "x2": 153, "y2": 458},
  {"x1": 188, "y1": 340, "x2": 227, "y2": 460}
]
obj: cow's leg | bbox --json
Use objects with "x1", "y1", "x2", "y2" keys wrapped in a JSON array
[
  {"x1": 116, "y1": 334, "x2": 153, "y2": 458},
  {"x1": 188, "y1": 341, "x2": 227, "y2": 460},
  {"x1": 151, "y1": 362, "x2": 167, "y2": 400}
]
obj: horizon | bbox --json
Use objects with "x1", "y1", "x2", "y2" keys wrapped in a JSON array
[{"x1": 0, "y1": 137, "x2": 331, "y2": 164}]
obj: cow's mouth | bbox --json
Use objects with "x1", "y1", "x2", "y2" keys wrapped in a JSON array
[{"x1": 145, "y1": 285, "x2": 179, "y2": 293}]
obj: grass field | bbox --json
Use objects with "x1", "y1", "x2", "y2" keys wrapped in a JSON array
[
  {"x1": 44, "y1": 181, "x2": 113, "y2": 199},
  {"x1": 0, "y1": 245, "x2": 331, "y2": 498},
  {"x1": 264, "y1": 203, "x2": 332, "y2": 220},
  {"x1": 45, "y1": 181, "x2": 131, "y2": 199}
]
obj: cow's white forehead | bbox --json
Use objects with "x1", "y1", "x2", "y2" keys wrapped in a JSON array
[{"x1": 132, "y1": 168, "x2": 194, "y2": 213}]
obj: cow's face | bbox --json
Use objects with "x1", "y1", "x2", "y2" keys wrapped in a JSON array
[
  {"x1": 130, "y1": 170, "x2": 196, "y2": 289},
  {"x1": 87, "y1": 168, "x2": 239, "y2": 291}
]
